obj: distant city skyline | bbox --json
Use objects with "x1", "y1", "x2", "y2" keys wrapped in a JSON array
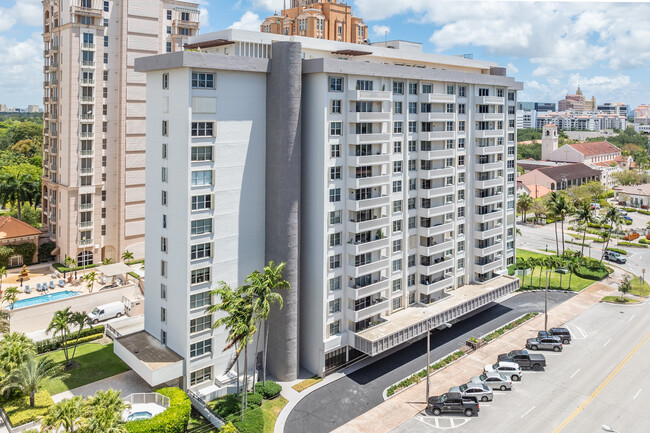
[{"x1": 1, "y1": 1, "x2": 649, "y2": 110}]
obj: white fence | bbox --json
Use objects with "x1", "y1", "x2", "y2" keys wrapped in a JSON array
[{"x1": 123, "y1": 393, "x2": 170, "y2": 408}]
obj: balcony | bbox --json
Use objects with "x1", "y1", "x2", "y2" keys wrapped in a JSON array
[
  {"x1": 81, "y1": 61, "x2": 95, "y2": 68},
  {"x1": 349, "y1": 278, "x2": 390, "y2": 300},
  {"x1": 348, "y1": 257, "x2": 390, "y2": 278},
  {"x1": 475, "y1": 194, "x2": 503, "y2": 206},
  {"x1": 79, "y1": 203, "x2": 93, "y2": 210},
  {"x1": 82, "y1": 43, "x2": 95, "y2": 50},
  {"x1": 418, "y1": 239, "x2": 454, "y2": 256},
  {"x1": 78, "y1": 220, "x2": 93, "y2": 228},
  {"x1": 348, "y1": 237, "x2": 390, "y2": 256},
  {"x1": 80, "y1": 113, "x2": 94, "y2": 122},
  {"x1": 347, "y1": 133, "x2": 391, "y2": 145},
  {"x1": 418, "y1": 185, "x2": 455, "y2": 199},
  {"x1": 79, "y1": 167, "x2": 93, "y2": 174},
  {"x1": 418, "y1": 166, "x2": 455, "y2": 180},
  {"x1": 419, "y1": 276, "x2": 453, "y2": 295},
  {"x1": 349, "y1": 216, "x2": 389, "y2": 233},
  {"x1": 78, "y1": 238, "x2": 93, "y2": 246},
  {"x1": 80, "y1": 131, "x2": 94, "y2": 138},
  {"x1": 419, "y1": 131, "x2": 455, "y2": 141},
  {"x1": 79, "y1": 148, "x2": 94, "y2": 155},
  {"x1": 474, "y1": 129, "x2": 504, "y2": 139},
  {"x1": 419, "y1": 93, "x2": 456, "y2": 104},
  {"x1": 419, "y1": 221, "x2": 454, "y2": 237},
  {"x1": 475, "y1": 209, "x2": 503, "y2": 223},
  {"x1": 348, "y1": 298, "x2": 389, "y2": 322},
  {"x1": 347, "y1": 90, "x2": 392, "y2": 101},
  {"x1": 81, "y1": 78, "x2": 95, "y2": 85},
  {"x1": 475, "y1": 145, "x2": 504, "y2": 155},
  {"x1": 474, "y1": 258, "x2": 503, "y2": 274},
  {"x1": 418, "y1": 258, "x2": 453, "y2": 275},
  {"x1": 351, "y1": 174, "x2": 390, "y2": 189},
  {"x1": 476, "y1": 96, "x2": 504, "y2": 105},
  {"x1": 50, "y1": 129, "x2": 58, "y2": 137},
  {"x1": 475, "y1": 113, "x2": 504, "y2": 122},
  {"x1": 71, "y1": 2, "x2": 103, "y2": 18},
  {"x1": 80, "y1": 96, "x2": 95, "y2": 102},
  {"x1": 420, "y1": 112, "x2": 456, "y2": 122},
  {"x1": 476, "y1": 226, "x2": 503, "y2": 240},
  {"x1": 349, "y1": 112, "x2": 391, "y2": 122},
  {"x1": 173, "y1": 19, "x2": 200, "y2": 29},
  {"x1": 420, "y1": 203, "x2": 454, "y2": 218},
  {"x1": 475, "y1": 177, "x2": 503, "y2": 189},
  {"x1": 347, "y1": 195, "x2": 390, "y2": 212},
  {"x1": 348, "y1": 152, "x2": 390, "y2": 166},
  {"x1": 51, "y1": 96, "x2": 58, "y2": 102},
  {"x1": 476, "y1": 161, "x2": 504, "y2": 172},
  {"x1": 418, "y1": 148, "x2": 452, "y2": 160},
  {"x1": 474, "y1": 242, "x2": 503, "y2": 256}
]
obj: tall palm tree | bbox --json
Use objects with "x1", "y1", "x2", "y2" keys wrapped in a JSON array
[
  {"x1": 87, "y1": 389, "x2": 129, "y2": 416},
  {"x1": 41, "y1": 396, "x2": 86, "y2": 432},
  {"x1": 69, "y1": 312, "x2": 93, "y2": 363},
  {"x1": 543, "y1": 256, "x2": 558, "y2": 289},
  {"x1": 121, "y1": 250, "x2": 134, "y2": 262},
  {"x1": 547, "y1": 192, "x2": 572, "y2": 256},
  {"x1": 0, "y1": 354, "x2": 59, "y2": 407},
  {"x1": 528, "y1": 257, "x2": 538, "y2": 288},
  {"x1": 46, "y1": 307, "x2": 72, "y2": 368},
  {"x1": 601, "y1": 207, "x2": 623, "y2": 263},
  {"x1": 83, "y1": 407, "x2": 127, "y2": 433},
  {"x1": 2, "y1": 286, "x2": 20, "y2": 310},
  {"x1": 0, "y1": 169, "x2": 40, "y2": 221},
  {"x1": 0, "y1": 266, "x2": 7, "y2": 294},
  {"x1": 0, "y1": 332, "x2": 35, "y2": 376},
  {"x1": 599, "y1": 231, "x2": 611, "y2": 264},
  {"x1": 82, "y1": 271, "x2": 98, "y2": 293},
  {"x1": 573, "y1": 202, "x2": 596, "y2": 256},
  {"x1": 517, "y1": 193, "x2": 534, "y2": 223},
  {"x1": 246, "y1": 261, "x2": 290, "y2": 385},
  {"x1": 64, "y1": 255, "x2": 77, "y2": 270}
]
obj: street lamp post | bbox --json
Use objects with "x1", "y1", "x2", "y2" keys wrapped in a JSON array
[
  {"x1": 643, "y1": 269, "x2": 646, "y2": 286},
  {"x1": 426, "y1": 320, "x2": 430, "y2": 402},
  {"x1": 81, "y1": 236, "x2": 87, "y2": 277},
  {"x1": 544, "y1": 270, "x2": 550, "y2": 330}
]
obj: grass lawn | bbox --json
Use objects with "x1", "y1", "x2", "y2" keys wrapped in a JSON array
[
  {"x1": 630, "y1": 277, "x2": 650, "y2": 297},
  {"x1": 261, "y1": 396, "x2": 289, "y2": 433},
  {"x1": 513, "y1": 249, "x2": 599, "y2": 292},
  {"x1": 601, "y1": 296, "x2": 641, "y2": 304},
  {"x1": 291, "y1": 376, "x2": 323, "y2": 392},
  {"x1": 40, "y1": 342, "x2": 129, "y2": 395}
]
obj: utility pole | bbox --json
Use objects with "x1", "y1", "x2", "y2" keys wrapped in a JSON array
[
  {"x1": 426, "y1": 321, "x2": 431, "y2": 402},
  {"x1": 544, "y1": 270, "x2": 550, "y2": 330}
]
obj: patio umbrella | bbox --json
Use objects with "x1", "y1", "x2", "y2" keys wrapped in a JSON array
[
  {"x1": 63, "y1": 271, "x2": 66, "y2": 279},
  {"x1": 75, "y1": 271, "x2": 78, "y2": 279},
  {"x1": 20, "y1": 277, "x2": 23, "y2": 287}
]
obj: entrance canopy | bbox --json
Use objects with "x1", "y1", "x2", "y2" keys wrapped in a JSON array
[{"x1": 97, "y1": 263, "x2": 133, "y2": 276}]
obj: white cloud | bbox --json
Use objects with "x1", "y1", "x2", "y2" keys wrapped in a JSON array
[
  {"x1": 0, "y1": 0, "x2": 41, "y2": 32},
  {"x1": 0, "y1": 32, "x2": 43, "y2": 107},
  {"x1": 519, "y1": 74, "x2": 638, "y2": 106},
  {"x1": 230, "y1": 11, "x2": 263, "y2": 31},
  {"x1": 372, "y1": 25, "x2": 390, "y2": 39},
  {"x1": 251, "y1": 0, "x2": 285, "y2": 12},
  {"x1": 506, "y1": 63, "x2": 519, "y2": 74}
]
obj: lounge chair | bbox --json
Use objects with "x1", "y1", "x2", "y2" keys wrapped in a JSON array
[
  {"x1": 24, "y1": 285, "x2": 31, "y2": 294},
  {"x1": 59, "y1": 279, "x2": 65, "y2": 288},
  {"x1": 49, "y1": 281, "x2": 55, "y2": 289},
  {"x1": 36, "y1": 283, "x2": 42, "y2": 292}
]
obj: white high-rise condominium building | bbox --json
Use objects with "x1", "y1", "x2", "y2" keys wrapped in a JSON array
[
  {"x1": 115, "y1": 29, "x2": 521, "y2": 393},
  {"x1": 41, "y1": 0, "x2": 199, "y2": 265}
]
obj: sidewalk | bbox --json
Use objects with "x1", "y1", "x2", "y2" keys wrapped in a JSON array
[
  {"x1": 332, "y1": 280, "x2": 618, "y2": 433},
  {"x1": 51, "y1": 370, "x2": 151, "y2": 403}
]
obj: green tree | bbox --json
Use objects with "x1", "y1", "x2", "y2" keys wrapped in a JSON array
[
  {"x1": 517, "y1": 193, "x2": 534, "y2": 223},
  {"x1": 573, "y1": 202, "x2": 596, "y2": 256},
  {"x1": 86, "y1": 389, "x2": 129, "y2": 416},
  {"x1": 618, "y1": 274, "x2": 632, "y2": 301},
  {"x1": 0, "y1": 332, "x2": 35, "y2": 378},
  {"x1": 10, "y1": 139, "x2": 39, "y2": 158},
  {"x1": 102, "y1": 258, "x2": 114, "y2": 265},
  {"x1": 0, "y1": 354, "x2": 59, "y2": 407},
  {"x1": 6, "y1": 203, "x2": 42, "y2": 229},
  {"x1": 600, "y1": 207, "x2": 623, "y2": 264},
  {"x1": 82, "y1": 271, "x2": 98, "y2": 293},
  {"x1": 528, "y1": 257, "x2": 539, "y2": 288},
  {"x1": 246, "y1": 261, "x2": 290, "y2": 385},
  {"x1": 0, "y1": 265, "x2": 7, "y2": 293},
  {"x1": 0, "y1": 163, "x2": 41, "y2": 221},
  {"x1": 41, "y1": 396, "x2": 86, "y2": 432},
  {"x1": 0, "y1": 310, "x2": 9, "y2": 334},
  {"x1": 530, "y1": 199, "x2": 546, "y2": 224},
  {"x1": 46, "y1": 307, "x2": 73, "y2": 368},
  {"x1": 547, "y1": 192, "x2": 572, "y2": 256},
  {"x1": 121, "y1": 250, "x2": 134, "y2": 262},
  {"x1": 611, "y1": 170, "x2": 649, "y2": 186},
  {"x1": 64, "y1": 255, "x2": 77, "y2": 269},
  {"x1": 2, "y1": 286, "x2": 20, "y2": 310},
  {"x1": 69, "y1": 312, "x2": 94, "y2": 362}
]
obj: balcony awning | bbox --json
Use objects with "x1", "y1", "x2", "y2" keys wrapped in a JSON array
[
  {"x1": 184, "y1": 39, "x2": 235, "y2": 50},
  {"x1": 332, "y1": 49, "x2": 372, "y2": 56}
]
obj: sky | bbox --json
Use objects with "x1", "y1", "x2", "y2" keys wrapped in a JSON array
[{"x1": 1, "y1": 0, "x2": 649, "y2": 111}]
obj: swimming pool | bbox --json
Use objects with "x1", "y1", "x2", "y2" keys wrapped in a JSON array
[
  {"x1": 126, "y1": 411, "x2": 153, "y2": 421},
  {"x1": 6, "y1": 290, "x2": 82, "y2": 310}
]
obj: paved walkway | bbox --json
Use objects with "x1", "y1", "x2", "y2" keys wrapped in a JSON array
[
  {"x1": 332, "y1": 280, "x2": 618, "y2": 433},
  {"x1": 51, "y1": 370, "x2": 152, "y2": 403}
]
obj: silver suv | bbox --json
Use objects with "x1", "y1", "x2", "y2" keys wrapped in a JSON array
[
  {"x1": 449, "y1": 382, "x2": 494, "y2": 402},
  {"x1": 526, "y1": 336, "x2": 563, "y2": 352},
  {"x1": 485, "y1": 361, "x2": 523, "y2": 381}
]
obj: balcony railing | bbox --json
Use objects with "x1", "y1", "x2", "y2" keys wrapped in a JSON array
[
  {"x1": 80, "y1": 167, "x2": 93, "y2": 174},
  {"x1": 79, "y1": 149, "x2": 94, "y2": 155},
  {"x1": 78, "y1": 220, "x2": 93, "y2": 228},
  {"x1": 79, "y1": 203, "x2": 93, "y2": 210},
  {"x1": 80, "y1": 132, "x2": 94, "y2": 138},
  {"x1": 80, "y1": 96, "x2": 94, "y2": 102},
  {"x1": 81, "y1": 114, "x2": 94, "y2": 121},
  {"x1": 81, "y1": 61, "x2": 95, "y2": 67},
  {"x1": 81, "y1": 78, "x2": 95, "y2": 85},
  {"x1": 78, "y1": 238, "x2": 93, "y2": 246},
  {"x1": 82, "y1": 43, "x2": 95, "y2": 49}
]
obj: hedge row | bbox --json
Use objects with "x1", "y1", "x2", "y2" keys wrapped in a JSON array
[
  {"x1": 482, "y1": 312, "x2": 539, "y2": 342},
  {"x1": 231, "y1": 407, "x2": 264, "y2": 433},
  {"x1": 386, "y1": 350, "x2": 465, "y2": 397},
  {"x1": 606, "y1": 247, "x2": 627, "y2": 255},
  {"x1": 35, "y1": 325, "x2": 105, "y2": 354},
  {"x1": 255, "y1": 381, "x2": 281, "y2": 399},
  {"x1": 617, "y1": 241, "x2": 648, "y2": 248},
  {"x1": 125, "y1": 388, "x2": 191, "y2": 433},
  {"x1": 2, "y1": 391, "x2": 54, "y2": 427},
  {"x1": 52, "y1": 262, "x2": 100, "y2": 273}
]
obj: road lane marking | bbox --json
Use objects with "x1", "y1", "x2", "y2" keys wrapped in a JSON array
[
  {"x1": 603, "y1": 338, "x2": 612, "y2": 347},
  {"x1": 520, "y1": 407, "x2": 535, "y2": 419},
  {"x1": 628, "y1": 314, "x2": 636, "y2": 322},
  {"x1": 570, "y1": 368, "x2": 581, "y2": 379},
  {"x1": 633, "y1": 388, "x2": 642, "y2": 400},
  {"x1": 551, "y1": 331, "x2": 650, "y2": 433}
]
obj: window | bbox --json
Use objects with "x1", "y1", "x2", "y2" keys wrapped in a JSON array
[
  {"x1": 394, "y1": 101, "x2": 402, "y2": 114},
  {"x1": 191, "y1": 170, "x2": 213, "y2": 186},
  {"x1": 161, "y1": 307, "x2": 166, "y2": 322},
  {"x1": 393, "y1": 297, "x2": 402, "y2": 310},
  {"x1": 160, "y1": 260, "x2": 167, "y2": 277},
  {"x1": 408, "y1": 83, "x2": 417, "y2": 95},
  {"x1": 166, "y1": 42, "x2": 171, "y2": 53},
  {"x1": 190, "y1": 291, "x2": 211, "y2": 309},
  {"x1": 392, "y1": 220, "x2": 402, "y2": 233},
  {"x1": 497, "y1": 89, "x2": 504, "y2": 97},
  {"x1": 190, "y1": 339, "x2": 212, "y2": 358},
  {"x1": 458, "y1": 155, "x2": 465, "y2": 166},
  {"x1": 329, "y1": 321, "x2": 340, "y2": 336},
  {"x1": 329, "y1": 276, "x2": 341, "y2": 292},
  {"x1": 161, "y1": 167, "x2": 168, "y2": 182},
  {"x1": 458, "y1": 121, "x2": 466, "y2": 132},
  {"x1": 329, "y1": 254, "x2": 341, "y2": 270},
  {"x1": 190, "y1": 315, "x2": 211, "y2": 333},
  {"x1": 446, "y1": 121, "x2": 454, "y2": 132},
  {"x1": 104, "y1": 1, "x2": 109, "y2": 12},
  {"x1": 329, "y1": 166, "x2": 341, "y2": 180},
  {"x1": 393, "y1": 81, "x2": 404, "y2": 94},
  {"x1": 408, "y1": 140, "x2": 417, "y2": 152},
  {"x1": 392, "y1": 279, "x2": 402, "y2": 292},
  {"x1": 166, "y1": 26, "x2": 172, "y2": 34},
  {"x1": 161, "y1": 284, "x2": 167, "y2": 299},
  {"x1": 331, "y1": 100, "x2": 341, "y2": 114},
  {"x1": 166, "y1": 10, "x2": 172, "y2": 20},
  {"x1": 422, "y1": 84, "x2": 432, "y2": 94},
  {"x1": 190, "y1": 243, "x2": 212, "y2": 260},
  {"x1": 393, "y1": 161, "x2": 402, "y2": 173},
  {"x1": 191, "y1": 267, "x2": 211, "y2": 284},
  {"x1": 192, "y1": 194, "x2": 212, "y2": 210},
  {"x1": 458, "y1": 207, "x2": 465, "y2": 218},
  {"x1": 191, "y1": 218, "x2": 213, "y2": 235},
  {"x1": 329, "y1": 188, "x2": 341, "y2": 203},
  {"x1": 394, "y1": 122, "x2": 403, "y2": 134},
  {"x1": 329, "y1": 210, "x2": 341, "y2": 225},
  {"x1": 190, "y1": 367, "x2": 211, "y2": 386},
  {"x1": 330, "y1": 122, "x2": 342, "y2": 136},
  {"x1": 161, "y1": 330, "x2": 167, "y2": 345},
  {"x1": 103, "y1": 53, "x2": 108, "y2": 64},
  {"x1": 479, "y1": 88, "x2": 489, "y2": 96},
  {"x1": 458, "y1": 86, "x2": 466, "y2": 97},
  {"x1": 458, "y1": 104, "x2": 466, "y2": 114},
  {"x1": 103, "y1": 18, "x2": 108, "y2": 27},
  {"x1": 328, "y1": 299, "x2": 341, "y2": 314},
  {"x1": 162, "y1": 120, "x2": 168, "y2": 136},
  {"x1": 392, "y1": 239, "x2": 402, "y2": 253},
  {"x1": 408, "y1": 121, "x2": 417, "y2": 133},
  {"x1": 356, "y1": 80, "x2": 373, "y2": 91},
  {"x1": 408, "y1": 102, "x2": 417, "y2": 114},
  {"x1": 458, "y1": 258, "x2": 465, "y2": 269},
  {"x1": 447, "y1": 84, "x2": 455, "y2": 95},
  {"x1": 392, "y1": 259, "x2": 402, "y2": 272},
  {"x1": 160, "y1": 237, "x2": 168, "y2": 252},
  {"x1": 393, "y1": 200, "x2": 402, "y2": 213},
  {"x1": 191, "y1": 122, "x2": 214, "y2": 137},
  {"x1": 331, "y1": 144, "x2": 340, "y2": 158},
  {"x1": 162, "y1": 214, "x2": 166, "y2": 228},
  {"x1": 393, "y1": 141, "x2": 402, "y2": 153},
  {"x1": 329, "y1": 232, "x2": 341, "y2": 247},
  {"x1": 162, "y1": 73, "x2": 169, "y2": 89},
  {"x1": 192, "y1": 72, "x2": 215, "y2": 89},
  {"x1": 161, "y1": 191, "x2": 167, "y2": 205},
  {"x1": 409, "y1": 179, "x2": 416, "y2": 191},
  {"x1": 191, "y1": 146, "x2": 213, "y2": 161},
  {"x1": 458, "y1": 189, "x2": 465, "y2": 200},
  {"x1": 162, "y1": 143, "x2": 168, "y2": 159},
  {"x1": 329, "y1": 77, "x2": 343, "y2": 92},
  {"x1": 408, "y1": 216, "x2": 416, "y2": 229}
]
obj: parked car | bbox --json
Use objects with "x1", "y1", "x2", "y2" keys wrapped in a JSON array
[
  {"x1": 526, "y1": 336, "x2": 563, "y2": 352},
  {"x1": 624, "y1": 215, "x2": 633, "y2": 222},
  {"x1": 427, "y1": 392, "x2": 480, "y2": 417},
  {"x1": 538, "y1": 327, "x2": 572, "y2": 344},
  {"x1": 471, "y1": 371, "x2": 512, "y2": 391},
  {"x1": 484, "y1": 361, "x2": 523, "y2": 381},
  {"x1": 497, "y1": 349, "x2": 547, "y2": 370},
  {"x1": 449, "y1": 382, "x2": 493, "y2": 402},
  {"x1": 603, "y1": 251, "x2": 626, "y2": 264},
  {"x1": 590, "y1": 202, "x2": 601, "y2": 210},
  {"x1": 87, "y1": 301, "x2": 125, "y2": 324}
]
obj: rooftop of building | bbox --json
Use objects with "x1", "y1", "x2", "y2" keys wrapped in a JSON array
[
  {"x1": 567, "y1": 140, "x2": 621, "y2": 156},
  {"x1": 0, "y1": 216, "x2": 42, "y2": 240},
  {"x1": 614, "y1": 183, "x2": 650, "y2": 196},
  {"x1": 116, "y1": 330, "x2": 183, "y2": 370},
  {"x1": 534, "y1": 163, "x2": 602, "y2": 182}
]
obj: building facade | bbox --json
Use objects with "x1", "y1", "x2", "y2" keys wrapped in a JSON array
[
  {"x1": 41, "y1": 0, "x2": 200, "y2": 265},
  {"x1": 635, "y1": 104, "x2": 650, "y2": 124},
  {"x1": 558, "y1": 86, "x2": 596, "y2": 112},
  {"x1": 116, "y1": 28, "x2": 522, "y2": 392},
  {"x1": 536, "y1": 111, "x2": 627, "y2": 131},
  {"x1": 598, "y1": 102, "x2": 628, "y2": 118}
]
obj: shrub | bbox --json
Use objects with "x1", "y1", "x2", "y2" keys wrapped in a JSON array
[
  {"x1": 0, "y1": 243, "x2": 37, "y2": 268},
  {"x1": 2, "y1": 391, "x2": 54, "y2": 427},
  {"x1": 52, "y1": 262, "x2": 100, "y2": 273},
  {"x1": 483, "y1": 313, "x2": 539, "y2": 342},
  {"x1": 637, "y1": 209, "x2": 650, "y2": 215},
  {"x1": 125, "y1": 388, "x2": 191, "y2": 433},
  {"x1": 38, "y1": 241, "x2": 56, "y2": 263},
  {"x1": 639, "y1": 238, "x2": 649, "y2": 245},
  {"x1": 35, "y1": 326, "x2": 105, "y2": 354},
  {"x1": 220, "y1": 422, "x2": 238, "y2": 433},
  {"x1": 231, "y1": 407, "x2": 264, "y2": 433},
  {"x1": 623, "y1": 219, "x2": 633, "y2": 226},
  {"x1": 128, "y1": 271, "x2": 140, "y2": 279},
  {"x1": 621, "y1": 207, "x2": 637, "y2": 212},
  {"x1": 574, "y1": 265, "x2": 610, "y2": 281},
  {"x1": 255, "y1": 380, "x2": 281, "y2": 399},
  {"x1": 606, "y1": 247, "x2": 627, "y2": 255},
  {"x1": 211, "y1": 393, "x2": 263, "y2": 419}
]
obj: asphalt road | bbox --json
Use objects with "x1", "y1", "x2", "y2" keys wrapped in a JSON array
[
  {"x1": 283, "y1": 291, "x2": 575, "y2": 433},
  {"x1": 391, "y1": 296, "x2": 650, "y2": 433}
]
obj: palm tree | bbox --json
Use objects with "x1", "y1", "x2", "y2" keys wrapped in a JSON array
[
  {"x1": 69, "y1": 312, "x2": 93, "y2": 363},
  {"x1": 543, "y1": 256, "x2": 558, "y2": 289},
  {"x1": 517, "y1": 193, "x2": 534, "y2": 223},
  {"x1": 46, "y1": 307, "x2": 72, "y2": 368},
  {"x1": 0, "y1": 354, "x2": 59, "y2": 407},
  {"x1": 246, "y1": 261, "x2": 290, "y2": 385},
  {"x1": 565, "y1": 256, "x2": 582, "y2": 291},
  {"x1": 2, "y1": 286, "x2": 20, "y2": 310},
  {"x1": 599, "y1": 231, "x2": 611, "y2": 264},
  {"x1": 0, "y1": 332, "x2": 35, "y2": 376},
  {"x1": 121, "y1": 250, "x2": 134, "y2": 262},
  {"x1": 64, "y1": 255, "x2": 77, "y2": 269},
  {"x1": 82, "y1": 271, "x2": 98, "y2": 293},
  {"x1": 0, "y1": 169, "x2": 40, "y2": 221},
  {"x1": 0, "y1": 266, "x2": 7, "y2": 294},
  {"x1": 528, "y1": 257, "x2": 538, "y2": 288},
  {"x1": 86, "y1": 389, "x2": 129, "y2": 415},
  {"x1": 600, "y1": 207, "x2": 623, "y2": 263},
  {"x1": 41, "y1": 396, "x2": 86, "y2": 432},
  {"x1": 83, "y1": 407, "x2": 127, "y2": 433},
  {"x1": 102, "y1": 258, "x2": 114, "y2": 265},
  {"x1": 0, "y1": 310, "x2": 9, "y2": 334},
  {"x1": 573, "y1": 202, "x2": 596, "y2": 256},
  {"x1": 547, "y1": 192, "x2": 572, "y2": 256},
  {"x1": 530, "y1": 199, "x2": 546, "y2": 225}
]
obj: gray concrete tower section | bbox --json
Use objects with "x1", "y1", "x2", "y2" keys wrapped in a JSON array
[{"x1": 265, "y1": 41, "x2": 302, "y2": 381}]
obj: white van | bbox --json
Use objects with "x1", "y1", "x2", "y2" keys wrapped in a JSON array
[{"x1": 87, "y1": 302, "x2": 125, "y2": 324}]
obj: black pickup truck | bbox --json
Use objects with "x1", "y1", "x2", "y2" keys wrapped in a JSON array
[
  {"x1": 497, "y1": 349, "x2": 546, "y2": 371},
  {"x1": 427, "y1": 392, "x2": 480, "y2": 417}
]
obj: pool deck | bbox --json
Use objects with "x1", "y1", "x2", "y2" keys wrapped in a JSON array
[{"x1": 123, "y1": 402, "x2": 167, "y2": 421}]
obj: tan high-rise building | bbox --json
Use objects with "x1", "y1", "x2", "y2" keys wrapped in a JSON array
[
  {"x1": 261, "y1": 0, "x2": 367, "y2": 44},
  {"x1": 41, "y1": 0, "x2": 199, "y2": 265}
]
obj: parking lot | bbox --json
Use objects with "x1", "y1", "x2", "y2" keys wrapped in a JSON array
[{"x1": 390, "y1": 298, "x2": 650, "y2": 433}]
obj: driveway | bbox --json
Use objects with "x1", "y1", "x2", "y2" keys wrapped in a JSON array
[
  {"x1": 51, "y1": 370, "x2": 152, "y2": 403},
  {"x1": 283, "y1": 291, "x2": 574, "y2": 433}
]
